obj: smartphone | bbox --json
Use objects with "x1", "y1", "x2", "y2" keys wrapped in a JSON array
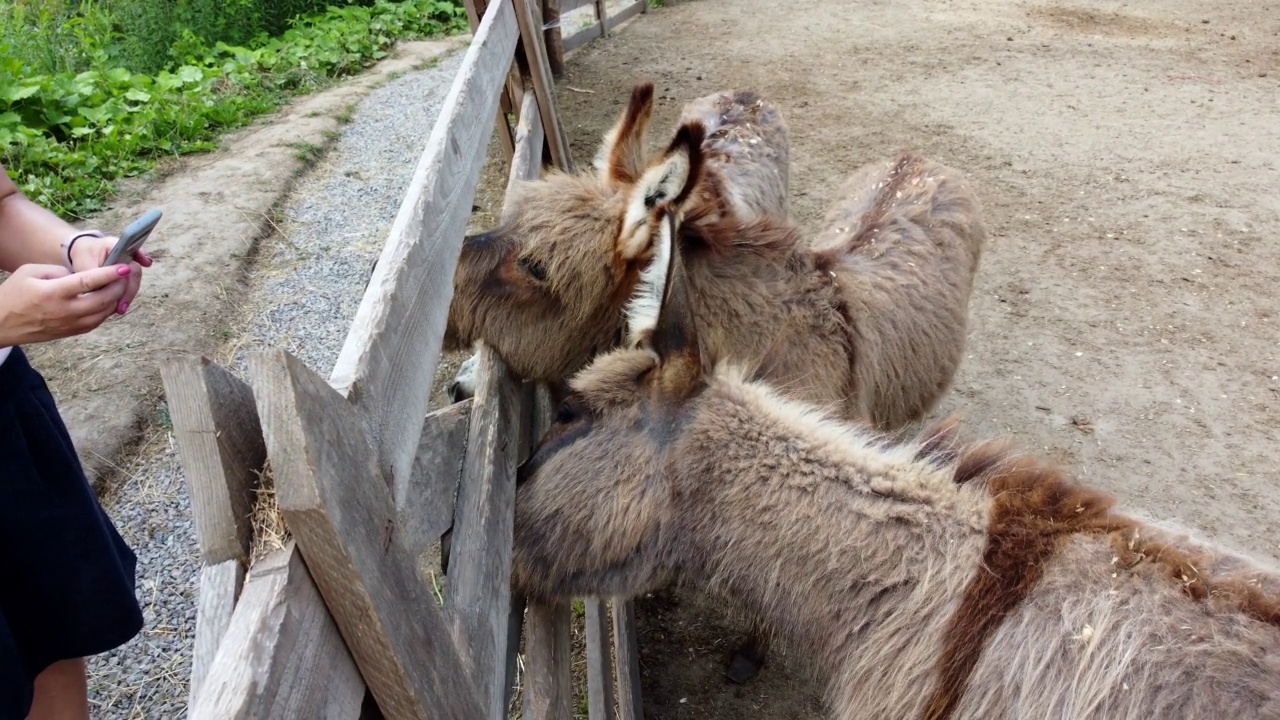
[{"x1": 103, "y1": 209, "x2": 163, "y2": 266}]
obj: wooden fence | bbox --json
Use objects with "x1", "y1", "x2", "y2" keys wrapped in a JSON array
[
  {"x1": 159, "y1": 1, "x2": 645, "y2": 716},
  {"x1": 556, "y1": 0, "x2": 649, "y2": 56}
]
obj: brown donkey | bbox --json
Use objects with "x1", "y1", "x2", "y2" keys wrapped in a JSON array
[
  {"x1": 511, "y1": 217, "x2": 1280, "y2": 718},
  {"x1": 444, "y1": 86, "x2": 986, "y2": 430},
  {"x1": 445, "y1": 81, "x2": 790, "y2": 401}
]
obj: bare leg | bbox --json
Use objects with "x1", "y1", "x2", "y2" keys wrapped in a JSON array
[{"x1": 27, "y1": 658, "x2": 89, "y2": 720}]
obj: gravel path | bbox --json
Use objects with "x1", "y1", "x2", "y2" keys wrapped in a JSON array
[{"x1": 87, "y1": 48, "x2": 465, "y2": 718}]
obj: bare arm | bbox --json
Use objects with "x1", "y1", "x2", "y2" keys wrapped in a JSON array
[
  {"x1": 0, "y1": 164, "x2": 82, "y2": 272},
  {"x1": 0, "y1": 163, "x2": 154, "y2": 347}
]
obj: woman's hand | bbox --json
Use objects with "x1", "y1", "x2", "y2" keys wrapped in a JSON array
[
  {"x1": 0, "y1": 264, "x2": 132, "y2": 346},
  {"x1": 68, "y1": 235, "x2": 153, "y2": 315}
]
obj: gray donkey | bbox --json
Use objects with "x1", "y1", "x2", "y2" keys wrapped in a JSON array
[
  {"x1": 510, "y1": 208, "x2": 1280, "y2": 719},
  {"x1": 442, "y1": 102, "x2": 986, "y2": 682},
  {"x1": 444, "y1": 87, "x2": 986, "y2": 430}
]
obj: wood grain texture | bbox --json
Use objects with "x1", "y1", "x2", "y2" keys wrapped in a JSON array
[
  {"x1": 159, "y1": 355, "x2": 265, "y2": 565},
  {"x1": 514, "y1": 0, "x2": 573, "y2": 170},
  {"x1": 399, "y1": 399, "x2": 473, "y2": 559},
  {"x1": 584, "y1": 599, "x2": 616, "y2": 720},
  {"x1": 520, "y1": 379, "x2": 575, "y2": 718},
  {"x1": 505, "y1": 90, "x2": 547, "y2": 202},
  {"x1": 251, "y1": 349, "x2": 483, "y2": 720},
  {"x1": 447, "y1": 344, "x2": 523, "y2": 718},
  {"x1": 190, "y1": 559, "x2": 244, "y2": 705},
  {"x1": 329, "y1": 0, "x2": 519, "y2": 495},
  {"x1": 612, "y1": 599, "x2": 644, "y2": 720},
  {"x1": 523, "y1": 601, "x2": 573, "y2": 719},
  {"x1": 189, "y1": 545, "x2": 364, "y2": 720}
]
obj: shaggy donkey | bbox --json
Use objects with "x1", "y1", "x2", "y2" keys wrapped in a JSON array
[
  {"x1": 510, "y1": 213, "x2": 1280, "y2": 719},
  {"x1": 445, "y1": 81, "x2": 790, "y2": 401},
  {"x1": 444, "y1": 89, "x2": 986, "y2": 430}
]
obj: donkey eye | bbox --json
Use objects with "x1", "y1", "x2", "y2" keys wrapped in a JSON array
[
  {"x1": 519, "y1": 256, "x2": 548, "y2": 282},
  {"x1": 555, "y1": 396, "x2": 585, "y2": 425}
]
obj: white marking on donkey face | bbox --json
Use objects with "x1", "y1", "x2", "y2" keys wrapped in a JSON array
[
  {"x1": 448, "y1": 352, "x2": 481, "y2": 402},
  {"x1": 625, "y1": 212, "x2": 675, "y2": 350}
]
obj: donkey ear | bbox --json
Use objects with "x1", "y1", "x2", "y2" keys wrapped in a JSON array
[
  {"x1": 595, "y1": 82, "x2": 656, "y2": 189},
  {"x1": 624, "y1": 211, "x2": 703, "y2": 399},
  {"x1": 616, "y1": 121, "x2": 706, "y2": 262}
]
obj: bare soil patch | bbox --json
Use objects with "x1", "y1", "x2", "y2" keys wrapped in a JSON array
[{"x1": 538, "y1": 0, "x2": 1280, "y2": 715}]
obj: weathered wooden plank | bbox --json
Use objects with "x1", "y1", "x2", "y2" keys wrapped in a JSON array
[
  {"x1": 515, "y1": 0, "x2": 573, "y2": 170},
  {"x1": 523, "y1": 601, "x2": 573, "y2": 718},
  {"x1": 190, "y1": 559, "x2": 244, "y2": 705},
  {"x1": 251, "y1": 349, "x2": 484, "y2": 720},
  {"x1": 521, "y1": 381, "x2": 575, "y2": 719},
  {"x1": 506, "y1": 90, "x2": 547, "y2": 200},
  {"x1": 584, "y1": 600, "x2": 616, "y2": 720},
  {"x1": 542, "y1": 0, "x2": 566, "y2": 77},
  {"x1": 329, "y1": 0, "x2": 520, "y2": 494},
  {"x1": 562, "y1": 22, "x2": 601, "y2": 52},
  {"x1": 159, "y1": 355, "x2": 265, "y2": 565},
  {"x1": 594, "y1": 0, "x2": 609, "y2": 36},
  {"x1": 610, "y1": 0, "x2": 644, "y2": 28},
  {"x1": 640, "y1": 0, "x2": 648, "y2": 14},
  {"x1": 398, "y1": 399, "x2": 473, "y2": 559},
  {"x1": 190, "y1": 545, "x2": 364, "y2": 720},
  {"x1": 447, "y1": 345, "x2": 523, "y2": 719},
  {"x1": 465, "y1": 0, "x2": 516, "y2": 162},
  {"x1": 612, "y1": 599, "x2": 644, "y2": 720}
]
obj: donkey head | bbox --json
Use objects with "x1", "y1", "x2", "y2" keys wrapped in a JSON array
[
  {"x1": 510, "y1": 199, "x2": 710, "y2": 603},
  {"x1": 445, "y1": 83, "x2": 708, "y2": 384}
]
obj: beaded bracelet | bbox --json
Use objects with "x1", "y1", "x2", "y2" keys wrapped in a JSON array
[{"x1": 63, "y1": 229, "x2": 105, "y2": 269}]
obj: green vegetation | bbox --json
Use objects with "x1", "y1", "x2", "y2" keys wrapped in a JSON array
[{"x1": 1, "y1": 0, "x2": 468, "y2": 218}]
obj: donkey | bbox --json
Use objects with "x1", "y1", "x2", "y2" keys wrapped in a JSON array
[
  {"x1": 510, "y1": 210, "x2": 1280, "y2": 719},
  {"x1": 444, "y1": 88, "x2": 986, "y2": 430},
  {"x1": 445, "y1": 81, "x2": 790, "y2": 402}
]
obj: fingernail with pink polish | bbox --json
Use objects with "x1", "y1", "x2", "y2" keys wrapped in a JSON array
[
  {"x1": 118, "y1": 301, "x2": 129, "y2": 315},
  {"x1": 116, "y1": 265, "x2": 131, "y2": 276}
]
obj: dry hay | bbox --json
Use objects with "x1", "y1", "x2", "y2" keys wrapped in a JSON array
[{"x1": 248, "y1": 462, "x2": 292, "y2": 564}]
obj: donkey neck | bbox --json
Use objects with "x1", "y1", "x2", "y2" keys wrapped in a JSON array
[
  {"x1": 680, "y1": 221, "x2": 852, "y2": 408},
  {"x1": 667, "y1": 378, "x2": 990, "y2": 678}
]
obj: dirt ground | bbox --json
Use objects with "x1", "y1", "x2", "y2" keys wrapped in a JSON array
[{"x1": 491, "y1": 0, "x2": 1279, "y2": 716}]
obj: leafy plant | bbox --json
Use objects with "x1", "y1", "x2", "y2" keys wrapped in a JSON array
[{"x1": 0, "y1": 0, "x2": 469, "y2": 218}]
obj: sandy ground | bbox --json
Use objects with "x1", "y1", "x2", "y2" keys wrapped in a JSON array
[{"x1": 527, "y1": 0, "x2": 1280, "y2": 715}]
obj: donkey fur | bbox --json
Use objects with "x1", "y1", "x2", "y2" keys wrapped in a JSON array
[
  {"x1": 510, "y1": 226, "x2": 1280, "y2": 718},
  {"x1": 446, "y1": 86, "x2": 986, "y2": 429}
]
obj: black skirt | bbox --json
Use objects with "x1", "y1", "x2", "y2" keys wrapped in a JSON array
[{"x1": 0, "y1": 347, "x2": 143, "y2": 719}]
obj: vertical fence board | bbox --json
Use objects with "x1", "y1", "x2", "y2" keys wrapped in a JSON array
[
  {"x1": 595, "y1": 0, "x2": 609, "y2": 36},
  {"x1": 542, "y1": 0, "x2": 566, "y2": 76},
  {"x1": 514, "y1": 0, "x2": 573, "y2": 170},
  {"x1": 398, "y1": 399, "x2": 473, "y2": 559},
  {"x1": 160, "y1": 355, "x2": 264, "y2": 565},
  {"x1": 190, "y1": 545, "x2": 364, "y2": 719},
  {"x1": 252, "y1": 350, "x2": 484, "y2": 720},
  {"x1": 190, "y1": 559, "x2": 244, "y2": 704},
  {"x1": 448, "y1": 345, "x2": 523, "y2": 719},
  {"x1": 612, "y1": 600, "x2": 644, "y2": 720},
  {"x1": 585, "y1": 600, "x2": 616, "y2": 720},
  {"x1": 330, "y1": 0, "x2": 520, "y2": 495}
]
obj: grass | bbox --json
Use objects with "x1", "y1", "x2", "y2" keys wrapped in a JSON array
[{"x1": 0, "y1": 0, "x2": 469, "y2": 219}]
